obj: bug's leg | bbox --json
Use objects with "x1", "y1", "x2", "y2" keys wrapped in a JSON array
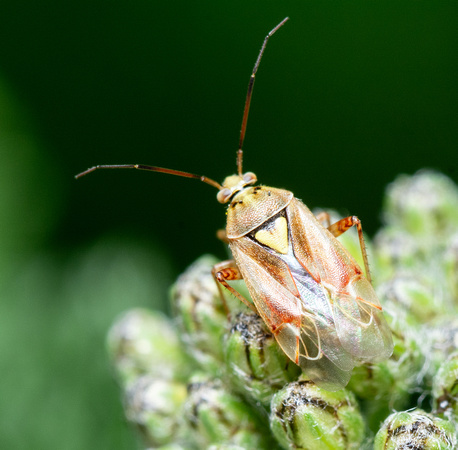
[
  {"x1": 327, "y1": 216, "x2": 372, "y2": 284},
  {"x1": 216, "y1": 229, "x2": 229, "y2": 244},
  {"x1": 315, "y1": 211, "x2": 331, "y2": 228},
  {"x1": 212, "y1": 261, "x2": 257, "y2": 314}
]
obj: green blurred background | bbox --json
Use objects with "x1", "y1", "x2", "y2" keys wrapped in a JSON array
[{"x1": 0, "y1": 1, "x2": 457, "y2": 448}]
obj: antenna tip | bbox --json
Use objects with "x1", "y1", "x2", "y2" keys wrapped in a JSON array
[{"x1": 75, "y1": 167, "x2": 96, "y2": 179}]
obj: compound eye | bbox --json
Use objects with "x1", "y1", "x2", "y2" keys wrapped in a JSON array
[
  {"x1": 217, "y1": 188, "x2": 232, "y2": 204},
  {"x1": 243, "y1": 172, "x2": 257, "y2": 185}
]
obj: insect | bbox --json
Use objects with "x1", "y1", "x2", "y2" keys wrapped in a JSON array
[{"x1": 76, "y1": 17, "x2": 393, "y2": 391}]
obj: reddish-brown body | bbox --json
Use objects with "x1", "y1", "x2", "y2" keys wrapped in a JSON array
[
  {"x1": 76, "y1": 18, "x2": 393, "y2": 391},
  {"x1": 219, "y1": 183, "x2": 393, "y2": 390}
]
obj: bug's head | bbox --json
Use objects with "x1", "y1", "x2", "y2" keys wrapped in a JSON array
[{"x1": 217, "y1": 172, "x2": 257, "y2": 204}]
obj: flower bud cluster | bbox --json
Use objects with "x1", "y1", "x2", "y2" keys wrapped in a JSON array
[{"x1": 108, "y1": 171, "x2": 458, "y2": 448}]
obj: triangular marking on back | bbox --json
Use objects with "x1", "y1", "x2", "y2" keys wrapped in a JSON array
[{"x1": 254, "y1": 216, "x2": 289, "y2": 254}]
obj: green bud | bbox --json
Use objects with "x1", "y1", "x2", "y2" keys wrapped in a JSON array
[
  {"x1": 383, "y1": 170, "x2": 458, "y2": 239},
  {"x1": 270, "y1": 380, "x2": 364, "y2": 450},
  {"x1": 107, "y1": 308, "x2": 189, "y2": 386},
  {"x1": 373, "y1": 227, "x2": 419, "y2": 279},
  {"x1": 374, "y1": 409, "x2": 456, "y2": 450},
  {"x1": 375, "y1": 172, "x2": 458, "y2": 325},
  {"x1": 443, "y1": 232, "x2": 458, "y2": 305},
  {"x1": 425, "y1": 319, "x2": 458, "y2": 378},
  {"x1": 183, "y1": 375, "x2": 269, "y2": 448},
  {"x1": 124, "y1": 375, "x2": 187, "y2": 448},
  {"x1": 433, "y1": 352, "x2": 458, "y2": 421},
  {"x1": 207, "y1": 445, "x2": 252, "y2": 450},
  {"x1": 224, "y1": 312, "x2": 300, "y2": 406},
  {"x1": 347, "y1": 297, "x2": 424, "y2": 431},
  {"x1": 146, "y1": 445, "x2": 185, "y2": 450},
  {"x1": 376, "y1": 273, "x2": 440, "y2": 325},
  {"x1": 171, "y1": 255, "x2": 232, "y2": 375}
]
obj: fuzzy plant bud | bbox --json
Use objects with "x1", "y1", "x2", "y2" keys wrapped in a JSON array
[
  {"x1": 377, "y1": 273, "x2": 441, "y2": 324},
  {"x1": 375, "y1": 171, "x2": 458, "y2": 295},
  {"x1": 383, "y1": 170, "x2": 458, "y2": 239},
  {"x1": 270, "y1": 380, "x2": 364, "y2": 450},
  {"x1": 347, "y1": 296, "x2": 424, "y2": 431},
  {"x1": 223, "y1": 312, "x2": 300, "y2": 406},
  {"x1": 146, "y1": 446, "x2": 185, "y2": 450},
  {"x1": 443, "y1": 232, "x2": 458, "y2": 304},
  {"x1": 433, "y1": 352, "x2": 458, "y2": 422},
  {"x1": 107, "y1": 308, "x2": 189, "y2": 386},
  {"x1": 374, "y1": 409, "x2": 456, "y2": 450},
  {"x1": 425, "y1": 319, "x2": 458, "y2": 380},
  {"x1": 183, "y1": 375, "x2": 269, "y2": 448},
  {"x1": 170, "y1": 255, "x2": 229, "y2": 374},
  {"x1": 124, "y1": 375, "x2": 187, "y2": 448},
  {"x1": 146, "y1": 445, "x2": 185, "y2": 450},
  {"x1": 373, "y1": 227, "x2": 419, "y2": 280},
  {"x1": 207, "y1": 446, "x2": 252, "y2": 450}
]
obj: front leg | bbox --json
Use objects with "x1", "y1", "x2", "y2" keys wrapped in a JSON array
[{"x1": 212, "y1": 260, "x2": 257, "y2": 314}]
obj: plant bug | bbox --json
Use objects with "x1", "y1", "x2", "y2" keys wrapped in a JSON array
[{"x1": 76, "y1": 17, "x2": 393, "y2": 391}]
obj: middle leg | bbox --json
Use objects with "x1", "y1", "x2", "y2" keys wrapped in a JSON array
[{"x1": 212, "y1": 260, "x2": 257, "y2": 314}]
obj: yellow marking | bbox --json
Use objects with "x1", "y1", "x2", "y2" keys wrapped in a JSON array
[{"x1": 255, "y1": 216, "x2": 288, "y2": 254}]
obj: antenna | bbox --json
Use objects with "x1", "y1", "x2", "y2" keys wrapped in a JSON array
[
  {"x1": 236, "y1": 17, "x2": 289, "y2": 175},
  {"x1": 75, "y1": 164, "x2": 222, "y2": 190}
]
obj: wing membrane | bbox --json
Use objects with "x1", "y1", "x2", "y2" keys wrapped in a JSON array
[
  {"x1": 287, "y1": 251, "x2": 356, "y2": 372},
  {"x1": 288, "y1": 198, "x2": 393, "y2": 365},
  {"x1": 331, "y1": 283, "x2": 393, "y2": 361}
]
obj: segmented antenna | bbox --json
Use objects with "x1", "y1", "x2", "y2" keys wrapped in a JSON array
[
  {"x1": 75, "y1": 164, "x2": 222, "y2": 189},
  {"x1": 237, "y1": 17, "x2": 289, "y2": 175}
]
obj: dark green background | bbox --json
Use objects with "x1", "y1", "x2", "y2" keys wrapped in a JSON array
[{"x1": 0, "y1": 1, "x2": 457, "y2": 448}]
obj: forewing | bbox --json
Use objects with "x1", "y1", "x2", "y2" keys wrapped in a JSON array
[
  {"x1": 229, "y1": 237, "x2": 302, "y2": 337},
  {"x1": 288, "y1": 198, "x2": 393, "y2": 363},
  {"x1": 288, "y1": 198, "x2": 361, "y2": 290}
]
